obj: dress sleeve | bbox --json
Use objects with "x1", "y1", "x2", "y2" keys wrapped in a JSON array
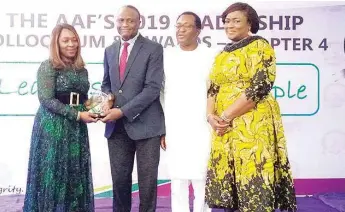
[
  {"x1": 207, "y1": 80, "x2": 220, "y2": 98},
  {"x1": 37, "y1": 60, "x2": 78, "y2": 120},
  {"x1": 207, "y1": 54, "x2": 220, "y2": 98},
  {"x1": 244, "y1": 39, "x2": 276, "y2": 103}
]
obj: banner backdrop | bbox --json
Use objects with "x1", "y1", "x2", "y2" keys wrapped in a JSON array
[{"x1": 1, "y1": 0, "x2": 345, "y2": 196}]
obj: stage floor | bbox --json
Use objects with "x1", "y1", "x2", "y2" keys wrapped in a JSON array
[{"x1": 1, "y1": 193, "x2": 344, "y2": 212}]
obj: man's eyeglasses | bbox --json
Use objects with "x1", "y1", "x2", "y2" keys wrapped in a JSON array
[{"x1": 175, "y1": 25, "x2": 195, "y2": 30}]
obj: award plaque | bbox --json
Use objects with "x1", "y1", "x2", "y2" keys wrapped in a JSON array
[{"x1": 84, "y1": 91, "x2": 115, "y2": 117}]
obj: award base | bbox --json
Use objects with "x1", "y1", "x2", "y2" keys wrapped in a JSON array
[{"x1": 94, "y1": 113, "x2": 106, "y2": 118}]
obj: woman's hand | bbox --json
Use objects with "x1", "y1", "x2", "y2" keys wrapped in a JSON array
[
  {"x1": 79, "y1": 112, "x2": 99, "y2": 123},
  {"x1": 207, "y1": 114, "x2": 231, "y2": 136}
]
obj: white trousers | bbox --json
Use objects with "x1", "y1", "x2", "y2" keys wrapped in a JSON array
[{"x1": 171, "y1": 179, "x2": 212, "y2": 212}]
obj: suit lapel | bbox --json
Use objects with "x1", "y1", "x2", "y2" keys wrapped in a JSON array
[
  {"x1": 110, "y1": 41, "x2": 121, "y2": 89},
  {"x1": 120, "y1": 35, "x2": 144, "y2": 87}
]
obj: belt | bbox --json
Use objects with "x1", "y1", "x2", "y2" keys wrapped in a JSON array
[{"x1": 55, "y1": 92, "x2": 87, "y2": 106}]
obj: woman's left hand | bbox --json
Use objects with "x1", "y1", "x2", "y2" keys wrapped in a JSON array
[{"x1": 216, "y1": 120, "x2": 231, "y2": 136}]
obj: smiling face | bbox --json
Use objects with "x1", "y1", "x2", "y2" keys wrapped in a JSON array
[
  {"x1": 58, "y1": 28, "x2": 78, "y2": 60},
  {"x1": 175, "y1": 14, "x2": 200, "y2": 47},
  {"x1": 223, "y1": 10, "x2": 251, "y2": 42},
  {"x1": 116, "y1": 7, "x2": 141, "y2": 41}
]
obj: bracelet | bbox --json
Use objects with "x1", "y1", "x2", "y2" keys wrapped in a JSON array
[
  {"x1": 76, "y1": 111, "x2": 81, "y2": 121},
  {"x1": 206, "y1": 114, "x2": 213, "y2": 122},
  {"x1": 220, "y1": 112, "x2": 231, "y2": 123}
]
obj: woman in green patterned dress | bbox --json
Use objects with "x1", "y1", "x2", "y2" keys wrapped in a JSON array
[
  {"x1": 205, "y1": 3, "x2": 297, "y2": 212},
  {"x1": 23, "y1": 24, "x2": 98, "y2": 212}
]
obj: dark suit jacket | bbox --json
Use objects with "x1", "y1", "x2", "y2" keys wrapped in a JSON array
[{"x1": 101, "y1": 34, "x2": 165, "y2": 140}]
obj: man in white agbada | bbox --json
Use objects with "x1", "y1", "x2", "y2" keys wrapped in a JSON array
[{"x1": 160, "y1": 12, "x2": 216, "y2": 212}]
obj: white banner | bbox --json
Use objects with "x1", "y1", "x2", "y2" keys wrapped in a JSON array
[{"x1": 1, "y1": 0, "x2": 345, "y2": 196}]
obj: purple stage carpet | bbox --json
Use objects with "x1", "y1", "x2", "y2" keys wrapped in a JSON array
[{"x1": 1, "y1": 193, "x2": 345, "y2": 212}]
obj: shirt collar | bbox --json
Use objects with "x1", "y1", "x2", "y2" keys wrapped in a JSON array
[{"x1": 121, "y1": 32, "x2": 140, "y2": 46}]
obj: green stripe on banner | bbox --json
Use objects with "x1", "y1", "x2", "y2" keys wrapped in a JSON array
[{"x1": 0, "y1": 61, "x2": 320, "y2": 117}]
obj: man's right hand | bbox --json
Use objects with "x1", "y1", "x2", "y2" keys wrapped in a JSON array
[
  {"x1": 102, "y1": 103, "x2": 111, "y2": 114},
  {"x1": 160, "y1": 135, "x2": 166, "y2": 151},
  {"x1": 102, "y1": 93, "x2": 115, "y2": 112}
]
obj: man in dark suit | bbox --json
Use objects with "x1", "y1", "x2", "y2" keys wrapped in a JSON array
[{"x1": 100, "y1": 5, "x2": 165, "y2": 212}]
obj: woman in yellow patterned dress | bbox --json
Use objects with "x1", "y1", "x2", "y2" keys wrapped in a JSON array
[{"x1": 205, "y1": 2, "x2": 297, "y2": 212}]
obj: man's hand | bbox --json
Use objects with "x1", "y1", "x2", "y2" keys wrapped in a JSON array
[
  {"x1": 100, "y1": 108, "x2": 124, "y2": 123},
  {"x1": 102, "y1": 103, "x2": 111, "y2": 114},
  {"x1": 102, "y1": 94, "x2": 115, "y2": 113},
  {"x1": 160, "y1": 135, "x2": 166, "y2": 151}
]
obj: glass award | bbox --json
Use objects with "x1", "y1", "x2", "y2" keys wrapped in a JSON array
[{"x1": 84, "y1": 90, "x2": 115, "y2": 117}]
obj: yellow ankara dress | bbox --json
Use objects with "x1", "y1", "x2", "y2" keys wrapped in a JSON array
[{"x1": 205, "y1": 36, "x2": 297, "y2": 212}]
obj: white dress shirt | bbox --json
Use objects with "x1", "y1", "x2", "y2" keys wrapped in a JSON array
[{"x1": 119, "y1": 32, "x2": 140, "y2": 62}]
